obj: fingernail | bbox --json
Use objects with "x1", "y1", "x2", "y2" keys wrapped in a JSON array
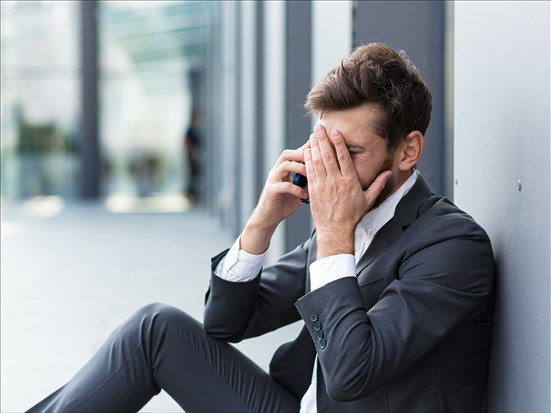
[
  {"x1": 331, "y1": 129, "x2": 340, "y2": 138},
  {"x1": 314, "y1": 124, "x2": 323, "y2": 132}
]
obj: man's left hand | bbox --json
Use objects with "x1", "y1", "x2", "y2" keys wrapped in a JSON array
[{"x1": 304, "y1": 124, "x2": 391, "y2": 260}]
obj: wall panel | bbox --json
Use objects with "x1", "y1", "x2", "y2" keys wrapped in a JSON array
[{"x1": 454, "y1": 3, "x2": 550, "y2": 411}]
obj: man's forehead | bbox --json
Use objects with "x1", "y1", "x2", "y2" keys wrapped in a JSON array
[{"x1": 318, "y1": 105, "x2": 382, "y2": 144}]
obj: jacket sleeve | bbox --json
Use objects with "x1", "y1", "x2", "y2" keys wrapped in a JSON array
[
  {"x1": 294, "y1": 217, "x2": 495, "y2": 401},
  {"x1": 203, "y1": 237, "x2": 311, "y2": 343}
]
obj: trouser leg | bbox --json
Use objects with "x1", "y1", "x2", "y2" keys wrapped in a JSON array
[{"x1": 27, "y1": 303, "x2": 299, "y2": 413}]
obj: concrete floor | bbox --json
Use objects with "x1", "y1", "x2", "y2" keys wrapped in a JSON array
[{"x1": 1, "y1": 198, "x2": 302, "y2": 412}]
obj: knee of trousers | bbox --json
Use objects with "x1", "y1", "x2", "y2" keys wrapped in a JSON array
[{"x1": 119, "y1": 303, "x2": 200, "y2": 343}]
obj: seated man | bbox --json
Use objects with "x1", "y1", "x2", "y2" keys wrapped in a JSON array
[{"x1": 28, "y1": 43, "x2": 495, "y2": 413}]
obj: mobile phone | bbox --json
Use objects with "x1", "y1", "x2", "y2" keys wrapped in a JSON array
[
  {"x1": 292, "y1": 173, "x2": 308, "y2": 188},
  {"x1": 292, "y1": 173, "x2": 309, "y2": 204}
]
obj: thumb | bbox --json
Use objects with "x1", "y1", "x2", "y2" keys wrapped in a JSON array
[{"x1": 363, "y1": 171, "x2": 392, "y2": 209}]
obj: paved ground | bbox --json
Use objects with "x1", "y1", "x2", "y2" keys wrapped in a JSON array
[{"x1": 1, "y1": 198, "x2": 302, "y2": 412}]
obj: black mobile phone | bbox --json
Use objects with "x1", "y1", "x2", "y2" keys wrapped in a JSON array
[
  {"x1": 292, "y1": 173, "x2": 307, "y2": 188},
  {"x1": 292, "y1": 173, "x2": 309, "y2": 204}
]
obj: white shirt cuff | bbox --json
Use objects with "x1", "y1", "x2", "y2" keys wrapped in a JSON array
[
  {"x1": 214, "y1": 237, "x2": 266, "y2": 282},
  {"x1": 309, "y1": 254, "x2": 356, "y2": 291}
]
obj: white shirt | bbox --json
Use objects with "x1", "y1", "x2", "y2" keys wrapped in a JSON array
[{"x1": 214, "y1": 171, "x2": 418, "y2": 412}]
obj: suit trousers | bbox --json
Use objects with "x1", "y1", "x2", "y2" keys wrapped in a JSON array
[{"x1": 26, "y1": 303, "x2": 300, "y2": 413}]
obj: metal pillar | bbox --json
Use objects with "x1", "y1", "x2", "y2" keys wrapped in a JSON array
[
  {"x1": 79, "y1": 0, "x2": 100, "y2": 199},
  {"x1": 284, "y1": 0, "x2": 313, "y2": 250}
]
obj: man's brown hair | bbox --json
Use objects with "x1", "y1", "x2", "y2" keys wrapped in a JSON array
[{"x1": 305, "y1": 43, "x2": 432, "y2": 149}]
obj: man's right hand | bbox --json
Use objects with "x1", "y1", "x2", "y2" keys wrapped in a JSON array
[{"x1": 240, "y1": 147, "x2": 309, "y2": 255}]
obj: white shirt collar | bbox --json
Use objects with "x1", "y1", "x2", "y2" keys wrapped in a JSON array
[{"x1": 354, "y1": 170, "x2": 418, "y2": 260}]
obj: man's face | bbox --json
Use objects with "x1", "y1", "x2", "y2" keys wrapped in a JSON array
[{"x1": 317, "y1": 104, "x2": 402, "y2": 207}]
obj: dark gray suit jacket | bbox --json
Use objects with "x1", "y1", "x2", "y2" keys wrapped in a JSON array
[{"x1": 204, "y1": 174, "x2": 495, "y2": 412}]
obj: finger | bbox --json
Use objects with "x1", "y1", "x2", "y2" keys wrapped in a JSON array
[
  {"x1": 276, "y1": 148, "x2": 305, "y2": 166},
  {"x1": 330, "y1": 129, "x2": 355, "y2": 177},
  {"x1": 273, "y1": 160, "x2": 307, "y2": 181},
  {"x1": 272, "y1": 181, "x2": 309, "y2": 200},
  {"x1": 363, "y1": 170, "x2": 392, "y2": 207},
  {"x1": 309, "y1": 133, "x2": 326, "y2": 178},
  {"x1": 314, "y1": 125, "x2": 340, "y2": 175},
  {"x1": 304, "y1": 147, "x2": 316, "y2": 184}
]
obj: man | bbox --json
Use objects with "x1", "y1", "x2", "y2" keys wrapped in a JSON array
[
  {"x1": 184, "y1": 108, "x2": 201, "y2": 203},
  {"x1": 28, "y1": 43, "x2": 495, "y2": 413}
]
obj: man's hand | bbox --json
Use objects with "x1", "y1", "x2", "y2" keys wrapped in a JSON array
[
  {"x1": 240, "y1": 147, "x2": 309, "y2": 255},
  {"x1": 305, "y1": 125, "x2": 391, "y2": 260}
]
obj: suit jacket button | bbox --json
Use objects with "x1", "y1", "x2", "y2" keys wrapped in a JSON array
[
  {"x1": 319, "y1": 339, "x2": 327, "y2": 349},
  {"x1": 313, "y1": 321, "x2": 322, "y2": 331},
  {"x1": 316, "y1": 330, "x2": 324, "y2": 340},
  {"x1": 309, "y1": 312, "x2": 319, "y2": 323}
]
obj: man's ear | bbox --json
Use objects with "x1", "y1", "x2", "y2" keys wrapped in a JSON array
[{"x1": 398, "y1": 131, "x2": 424, "y2": 171}]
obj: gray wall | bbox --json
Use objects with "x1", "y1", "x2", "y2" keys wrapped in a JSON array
[{"x1": 453, "y1": 2, "x2": 550, "y2": 411}]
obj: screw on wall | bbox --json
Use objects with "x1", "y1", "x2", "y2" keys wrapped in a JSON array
[{"x1": 517, "y1": 180, "x2": 522, "y2": 191}]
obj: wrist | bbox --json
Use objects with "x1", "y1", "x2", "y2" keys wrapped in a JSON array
[
  {"x1": 240, "y1": 219, "x2": 277, "y2": 255},
  {"x1": 316, "y1": 231, "x2": 354, "y2": 260}
]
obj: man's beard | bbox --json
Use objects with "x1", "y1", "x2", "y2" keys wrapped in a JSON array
[{"x1": 368, "y1": 153, "x2": 395, "y2": 210}]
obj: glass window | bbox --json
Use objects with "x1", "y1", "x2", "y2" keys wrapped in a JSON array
[
  {"x1": 99, "y1": 1, "x2": 215, "y2": 210},
  {"x1": 1, "y1": 1, "x2": 216, "y2": 208},
  {"x1": 1, "y1": 1, "x2": 81, "y2": 201}
]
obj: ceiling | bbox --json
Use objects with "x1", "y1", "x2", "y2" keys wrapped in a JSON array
[{"x1": 99, "y1": 1, "x2": 218, "y2": 70}]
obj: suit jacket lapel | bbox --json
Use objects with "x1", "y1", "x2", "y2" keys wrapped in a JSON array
[{"x1": 355, "y1": 217, "x2": 402, "y2": 276}]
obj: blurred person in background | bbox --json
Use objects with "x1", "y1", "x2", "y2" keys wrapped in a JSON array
[
  {"x1": 184, "y1": 108, "x2": 202, "y2": 204},
  {"x1": 27, "y1": 43, "x2": 495, "y2": 413}
]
